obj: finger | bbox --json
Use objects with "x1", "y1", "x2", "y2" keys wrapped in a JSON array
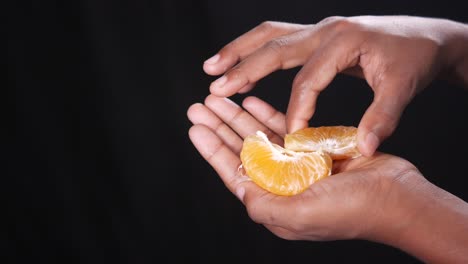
[
  {"x1": 189, "y1": 125, "x2": 316, "y2": 231},
  {"x1": 204, "y1": 95, "x2": 283, "y2": 145},
  {"x1": 203, "y1": 22, "x2": 306, "y2": 76},
  {"x1": 357, "y1": 81, "x2": 412, "y2": 156},
  {"x1": 240, "y1": 185, "x2": 314, "y2": 228},
  {"x1": 238, "y1": 82, "x2": 256, "y2": 94},
  {"x1": 342, "y1": 66, "x2": 365, "y2": 79},
  {"x1": 332, "y1": 155, "x2": 364, "y2": 174},
  {"x1": 286, "y1": 32, "x2": 362, "y2": 133},
  {"x1": 264, "y1": 224, "x2": 302, "y2": 240},
  {"x1": 242, "y1": 96, "x2": 287, "y2": 137},
  {"x1": 189, "y1": 125, "x2": 267, "y2": 204},
  {"x1": 188, "y1": 125, "x2": 249, "y2": 195},
  {"x1": 187, "y1": 103, "x2": 243, "y2": 154},
  {"x1": 209, "y1": 29, "x2": 321, "y2": 97}
]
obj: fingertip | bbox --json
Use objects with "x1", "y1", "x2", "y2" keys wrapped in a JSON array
[
  {"x1": 188, "y1": 124, "x2": 220, "y2": 153},
  {"x1": 209, "y1": 75, "x2": 227, "y2": 92},
  {"x1": 208, "y1": 79, "x2": 231, "y2": 97},
  {"x1": 203, "y1": 93, "x2": 217, "y2": 105},
  {"x1": 242, "y1": 96, "x2": 259, "y2": 108},
  {"x1": 204, "y1": 94, "x2": 228, "y2": 110},
  {"x1": 187, "y1": 103, "x2": 204, "y2": 121},
  {"x1": 203, "y1": 64, "x2": 215, "y2": 75},
  {"x1": 203, "y1": 54, "x2": 224, "y2": 75},
  {"x1": 209, "y1": 73, "x2": 249, "y2": 97},
  {"x1": 358, "y1": 98, "x2": 404, "y2": 156},
  {"x1": 204, "y1": 54, "x2": 220, "y2": 65},
  {"x1": 365, "y1": 132, "x2": 380, "y2": 155},
  {"x1": 203, "y1": 64, "x2": 224, "y2": 76},
  {"x1": 208, "y1": 85, "x2": 223, "y2": 97},
  {"x1": 188, "y1": 124, "x2": 203, "y2": 142},
  {"x1": 285, "y1": 90, "x2": 318, "y2": 133},
  {"x1": 357, "y1": 131, "x2": 379, "y2": 157}
]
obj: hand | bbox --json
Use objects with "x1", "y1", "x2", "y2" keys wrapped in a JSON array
[
  {"x1": 187, "y1": 95, "x2": 468, "y2": 263},
  {"x1": 203, "y1": 16, "x2": 468, "y2": 156},
  {"x1": 187, "y1": 94, "x2": 421, "y2": 241}
]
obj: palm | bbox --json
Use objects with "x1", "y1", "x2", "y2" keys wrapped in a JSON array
[{"x1": 188, "y1": 95, "x2": 417, "y2": 241}]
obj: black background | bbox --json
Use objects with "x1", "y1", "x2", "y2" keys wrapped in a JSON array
[{"x1": 8, "y1": 0, "x2": 467, "y2": 263}]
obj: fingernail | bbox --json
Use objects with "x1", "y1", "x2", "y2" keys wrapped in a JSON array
[
  {"x1": 236, "y1": 187, "x2": 245, "y2": 202},
  {"x1": 211, "y1": 75, "x2": 227, "y2": 89},
  {"x1": 365, "y1": 132, "x2": 379, "y2": 156},
  {"x1": 204, "y1": 54, "x2": 220, "y2": 64}
]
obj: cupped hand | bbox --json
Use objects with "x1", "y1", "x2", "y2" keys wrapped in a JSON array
[
  {"x1": 187, "y1": 95, "x2": 424, "y2": 241},
  {"x1": 203, "y1": 16, "x2": 466, "y2": 156}
]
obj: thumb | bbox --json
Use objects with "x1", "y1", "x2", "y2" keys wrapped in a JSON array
[{"x1": 357, "y1": 87, "x2": 411, "y2": 156}]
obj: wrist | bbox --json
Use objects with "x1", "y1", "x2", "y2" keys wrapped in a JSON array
[
  {"x1": 360, "y1": 169, "x2": 428, "y2": 247},
  {"x1": 439, "y1": 19, "x2": 468, "y2": 86},
  {"x1": 363, "y1": 170, "x2": 468, "y2": 263}
]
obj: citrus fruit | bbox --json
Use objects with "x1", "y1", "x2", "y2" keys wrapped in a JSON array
[
  {"x1": 284, "y1": 126, "x2": 361, "y2": 160},
  {"x1": 240, "y1": 131, "x2": 332, "y2": 196}
]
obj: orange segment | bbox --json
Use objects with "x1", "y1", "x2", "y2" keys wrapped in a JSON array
[
  {"x1": 240, "y1": 131, "x2": 332, "y2": 196},
  {"x1": 284, "y1": 126, "x2": 361, "y2": 160}
]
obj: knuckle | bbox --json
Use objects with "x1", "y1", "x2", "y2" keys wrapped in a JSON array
[
  {"x1": 371, "y1": 108, "x2": 399, "y2": 138},
  {"x1": 228, "y1": 108, "x2": 245, "y2": 126},
  {"x1": 334, "y1": 17, "x2": 354, "y2": 29},
  {"x1": 379, "y1": 110, "x2": 396, "y2": 125},
  {"x1": 371, "y1": 64, "x2": 390, "y2": 89},
  {"x1": 263, "y1": 38, "x2": 290, "y2": 69},
  {"x1": 272, "y1": 37, "x2": 291, "y2": 48},
  {"x1": 320, "y1": 16, "x2": 356, "y2": 32},
  {"x1": 264, "y1": 38, "x2": 288, "y2": 54},
  {"x1": 291, "y1": 74, "x2": 310, "y2": 93},
  {"x1": 319, "y1": 15, "x2": 343, "y2": 25},
  {"x1": 245, "y1": 202, "x2": 264, "y2": 224},
  {"x1": 291, "y1": 74, "x2": 303, "y2": 89},
  {"x1": 227, "y1": 67, "x2": 244, "y2": 80},
  {"x1": 259, "y1": 20, "x2": 278, "y2": 32}
]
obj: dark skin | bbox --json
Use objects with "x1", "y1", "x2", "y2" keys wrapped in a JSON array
[
  {"x1": 203, "y1": 15, "x2": 468, "y2": 156},
  {"x1": 188, "y1": 95, "x2": 468, "y2": 263},
  {"x1": 189, "y1": 15, "x2": 468, "y2": 263}
]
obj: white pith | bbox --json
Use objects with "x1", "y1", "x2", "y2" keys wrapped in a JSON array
[{"x1": 255, "y1": 131, "x2": 321, "y2": 161}]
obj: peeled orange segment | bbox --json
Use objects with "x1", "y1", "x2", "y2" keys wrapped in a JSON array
[
  {"x1": 240, "y1": 131, "x2": 332, "y2": 196},
  {"x1": 284, "y1": 126, "x2": 361, "y2": 160}
]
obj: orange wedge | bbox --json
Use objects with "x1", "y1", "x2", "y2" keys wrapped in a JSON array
[
  {"x1": 240, "y1": 131, "x2": 332, "y2": 196},
  {"x1": 284, "y1": 126, "x2": 361, "y2": 160}
]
